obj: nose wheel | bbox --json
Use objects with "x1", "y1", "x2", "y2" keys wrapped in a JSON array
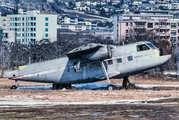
[{"x1": 10, "y1": 80, "x2": 19, "y2": 89}]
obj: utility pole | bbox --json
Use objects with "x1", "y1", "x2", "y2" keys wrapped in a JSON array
[
  {"x1": 1, "y1": 32, "x2": 5, "y2": 77},
  {"x1": 177, "y1": 50, "x2": 179, "y2": 79},
  {"x1": 177, "y1": 59, "x2": 178, "y2": 79}
]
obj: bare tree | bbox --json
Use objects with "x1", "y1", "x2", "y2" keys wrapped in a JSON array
[{"x1": 0, "y1": 34, "x2": 116, "y2": 71}]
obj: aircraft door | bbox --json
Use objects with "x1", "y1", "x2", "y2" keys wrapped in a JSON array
[
  {"x1": 122, "y1": 45, "x2": 137, "y2": 74},
  {"x1": 104, "y1": 59, "x2": 118, "y2": 78}
]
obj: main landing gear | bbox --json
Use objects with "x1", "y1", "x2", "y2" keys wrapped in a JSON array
[
  {"x1": 10, "y1": 80, "x2": 19, "y2": 89},
  {"x1": 100, "y1": 61, "x2": 135, "y2": 90},
  {"x1": 106, "y1": 77, "x2": 135, "y2": 90},
  {"x1": 122, "y1": 76, "x2": 135, "y2": 89}
]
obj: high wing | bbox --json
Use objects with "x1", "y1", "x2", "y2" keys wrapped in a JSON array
[{"x1": 67, "y1": 43, "x2": 116, "y2": 61}]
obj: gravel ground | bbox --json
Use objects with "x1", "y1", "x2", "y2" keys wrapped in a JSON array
[
  {"x1": 0, "y1": 77, "x2": 179, "y2": 102},
  {"x1": 0, "y1": 77, "x2": 179, "y2": 119}
]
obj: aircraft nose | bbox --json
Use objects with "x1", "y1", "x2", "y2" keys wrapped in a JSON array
[{"x1": 159, "y1": 54, "x2": 171, "y2": 65}]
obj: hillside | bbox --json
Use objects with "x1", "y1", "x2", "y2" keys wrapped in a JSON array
[{"x1": 0, "y1": 0, "x2": 66, "y2": 14}]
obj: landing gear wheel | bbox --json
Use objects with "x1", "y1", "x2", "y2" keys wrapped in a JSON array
[
  {"x1": 126, "y1": 83, "x2": 135, "y2": 89},
  {"x1": 122, "y1": 77, "x2": 128, "y2": 89},
  {"x1": 10, "y1": 85, "x2": 18, "y2": 89},
  {"x1": 122, "y1": 76, "x2": 136, "y2": 90},
  {"x1": 10, "y1": 80, "x2": 19, "y2": 89},
  {"x1": 107, "y1": 84, "x2": 116, "y2": 90}
]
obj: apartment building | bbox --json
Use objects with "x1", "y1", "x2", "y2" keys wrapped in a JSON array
[
  {"x1": 7, "y1": 10, "x2": 57, "y2": 45},
  {"x1": 0, "y1": 13, "x2": 7, "y2": 30},
  {"x1": 0, "y1": 13, "x2": 15, "y2": 43},
  {"x1": 118, "y1": 19, "x2": 179, "y2": 46},
  {"x1": 113, "y1": 14, "x2": 173, "y2": 42}
]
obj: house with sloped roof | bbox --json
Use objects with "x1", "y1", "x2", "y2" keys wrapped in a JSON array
[
  {"x1": 102, "y1": 5, "x2": 117, "y2": 12},
  {"x1": 60, "y1": 15, "x2": 78, "y2": 24}
]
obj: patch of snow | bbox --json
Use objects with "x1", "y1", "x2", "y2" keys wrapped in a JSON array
[
  {"x1": 129, "y1": 115, "x2": 140, "y2": 118},
  {"x1": 61, "y1": 88, "x2": 67, "y2": 91},
  {"x1": 163, "y1": 71, "x2": 177, "y2": 75},
  {"x1": 5, "y1": 95, "x2": 17, "y2": 98},
  {"x1": 35, "y1": 95, "x2": 45, "y2": 99},
  {"x1": 102, "y1": 93, "x2": 107, "y2": 96},
  {"x1": 0, "y1": 97, "x2": 179, "y2": 107},
  {"x1": 136, "y1": 84, "x2": 179, "y2": 88},
  {"x1": 147, "y1": 97, "x2": 179, "y2": 101}
]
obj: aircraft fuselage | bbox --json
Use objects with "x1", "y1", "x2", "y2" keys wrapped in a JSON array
[{"x1": 5, "y1": 41, "x2": 171, "y2": 84}]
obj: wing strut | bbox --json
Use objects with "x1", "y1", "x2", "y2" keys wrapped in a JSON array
[
  {"x1": 100, "y1": 61, "x2": 110, "y2": 84},
  {"x1": 101, "y1": 61, "x2": 116, "y2": 90}
]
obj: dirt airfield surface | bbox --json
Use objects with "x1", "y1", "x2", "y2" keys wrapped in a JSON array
[{"x1": 0, "y1": 76, "x2": 179, "y2": 119}]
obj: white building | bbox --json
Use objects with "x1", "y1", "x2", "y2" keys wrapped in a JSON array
[
  {"x1": 0, "y1": 13, "x2": 7, "y2": 30},
  {"x1": 58, "y1": 24, "x2": 87, "y2": 32},
  {"x1": 7, "y1": 10, "x2": 57, "y2": 45},
  {"x1": 0, "y1": 13, "x2": 15, "y2": 43}
]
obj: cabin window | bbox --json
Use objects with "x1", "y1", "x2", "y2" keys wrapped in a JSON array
[
  {"x1": 108, "y1": 60, "x2": 113, "y2": 65},
  {"x1": 128, "y1": 56, "x2": 133, "y2": 61},
  {"x1": 137, "y1": 44, "x2": 150, "y2": 52},
  {"x1": 117, "y1": 58, "x2": 122, "y2": 63}
]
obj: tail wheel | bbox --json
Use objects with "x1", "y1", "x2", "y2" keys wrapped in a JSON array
[{"x1": 10, "y1": 85, "x2": 18, "y2": 89}]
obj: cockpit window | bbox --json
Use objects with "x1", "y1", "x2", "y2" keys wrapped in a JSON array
[
  {"x1": 146, "y1": 43, "x2": 156, "y2": 49},
  {"x1": 137, "y1": 44, "x2": 150, "y2": 52}
]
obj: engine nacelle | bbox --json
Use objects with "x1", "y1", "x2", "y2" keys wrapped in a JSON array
[
  {"x1": 67, "y1": 43, "x2": 115, "y2": 61},
  {"x1": 81, "y1": 46, "x2": 111, "y2": 61}
]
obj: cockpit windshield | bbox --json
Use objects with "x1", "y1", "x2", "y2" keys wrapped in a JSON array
[
  {"x1": 146, "y1": 43, "x2": 157, "y2": 49},
  {"x1": 137, "y1": 44, "x2": 150, "y2": 52}
]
